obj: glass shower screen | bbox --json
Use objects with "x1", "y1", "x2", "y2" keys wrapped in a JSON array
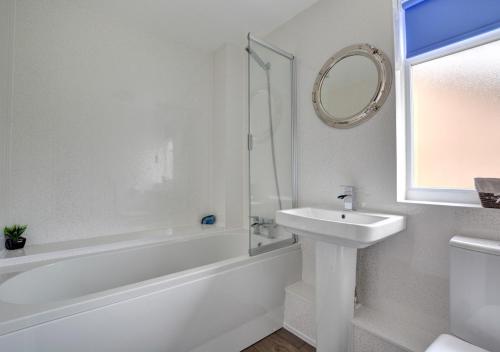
[{"x1": 247, "y1": 34, "x2": 296, "y2": 255}]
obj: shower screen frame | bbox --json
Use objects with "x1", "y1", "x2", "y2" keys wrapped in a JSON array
[{"x1": 247, "y1": 33, "x2": 297, "y2": 256}]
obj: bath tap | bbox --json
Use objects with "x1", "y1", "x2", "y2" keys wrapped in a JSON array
[
  {"x1": 337, "y1": 185, "x2": 355, "y2": 211},
  {"x1": 250, "y1": 216, "x2": 277, "y2": 237}
]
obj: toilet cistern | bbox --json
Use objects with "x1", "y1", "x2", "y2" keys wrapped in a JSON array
[{"x1": 337, "y1": 185, "x2": 354, "y2": 211}]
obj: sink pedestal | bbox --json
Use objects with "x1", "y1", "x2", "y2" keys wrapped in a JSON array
[
  {"x1": 276, "y1": 207, "x2": 405, "y2": 352},
  {"x1": 315, "y1": 242, "x2": 357, "y2": 352}
]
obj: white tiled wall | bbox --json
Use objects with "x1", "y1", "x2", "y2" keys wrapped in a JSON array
[
  {"x1": 212, "y1": 44, "x2": 246, "y2": 229},
  {"x1": 265, "y1": 0, "x2": 500, "y2": 348},
  {"x1": 1, "y1": 0, "x2": 217, "y2": 244},
  {"x1": 0, "y1": 0, "x2": 15, "y2": 253}
]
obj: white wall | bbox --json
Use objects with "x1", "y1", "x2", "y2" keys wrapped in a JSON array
[
  {"x1": 212, "y1": 44, "x2": 246, "y2": 229},
  {"x1": 0, "y1": 1, "x2": 15, "y2": 252},
  {"x1": 265, "y1": 0, "x2": 500, "y2": 346},
  {"x1": 2, "y1": 0, "x2": 215, "y2": 244}
]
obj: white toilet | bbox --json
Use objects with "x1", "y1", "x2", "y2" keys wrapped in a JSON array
[{"x1": 425, "y1": 236, "x2": 500, "y2": 352}]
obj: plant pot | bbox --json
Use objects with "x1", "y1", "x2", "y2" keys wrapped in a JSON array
[{"x1": 5, "y1": 237, "x2": 26, "y2": 250}]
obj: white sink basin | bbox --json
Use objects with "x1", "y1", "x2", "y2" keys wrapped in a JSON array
[
  {"x1": 276, "y1": 207, "x2": 405, "y2": 248},
  {"x1": 276, "y1": 207, "x2": 405, "y2": 351}
]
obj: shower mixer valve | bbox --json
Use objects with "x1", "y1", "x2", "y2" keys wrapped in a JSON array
[{"x1": 250, "y1": 216, "x2": 277, "y2": 238}]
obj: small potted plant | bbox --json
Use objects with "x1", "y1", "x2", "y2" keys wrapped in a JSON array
[{"x1": 4, "y1": 225, "x2": 28, "y2": 250}]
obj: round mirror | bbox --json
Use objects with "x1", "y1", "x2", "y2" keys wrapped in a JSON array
[{"x1": 312, "y1": 44, "x2": 392, "y2": 128}]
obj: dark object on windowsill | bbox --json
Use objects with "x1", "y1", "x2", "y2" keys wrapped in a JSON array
[
  {"x1": 5, "y1": 237, "x2": 26, "y2": 250},
  {"x1": 477, "y1": 192, "x2": 500, "y2": 209},
  {"x1": 475, "y1": 178, "x2": 500, "y2": 209},
  {"x1": 4, "y1": 224, "x2": 28, "y2": 250}
]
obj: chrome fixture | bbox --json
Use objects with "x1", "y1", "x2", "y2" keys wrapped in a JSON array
[
  {"x1": 246, "y1": 47, "x2": 270, "y2": 71},
  {"x1": 247, "y1": 33, "x2": 295, "y2": 60},
  {"x1": 337, "y1": 185, "x2": 355, "y2": 211},
  {"x1": 250, "y1": 216, "x2": 277, "y2": 237}
]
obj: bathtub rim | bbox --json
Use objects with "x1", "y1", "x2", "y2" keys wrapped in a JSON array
[
  {"x1": 0, "y1": 235, "x2": 300, "y2": 337},
  {"x1": 0, "y1": 226, "x2": 240, "y2": 275},
  {"x1": 0, "y1": 231, "x2": 251, "y2": 305}
]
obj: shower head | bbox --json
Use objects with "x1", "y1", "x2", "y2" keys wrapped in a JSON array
[{"x1": 246, "y1": 47, "x2": 271, "y2": 71}]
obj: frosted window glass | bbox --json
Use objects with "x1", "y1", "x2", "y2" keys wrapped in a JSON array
[{"x1": 411, "y1": 40, "x2": 500, "y2": 190}]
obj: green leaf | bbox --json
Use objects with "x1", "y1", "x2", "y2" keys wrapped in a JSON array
[{"x1": 3, "y1": 224, "x2": 28, "y2": 240}]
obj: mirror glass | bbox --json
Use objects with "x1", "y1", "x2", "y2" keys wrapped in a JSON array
[
  {"x1": 320, "y1": 56, "x2": 379, "y2": 120},
  {"x1": 312, "y1": 44, "x2": 392, "y2": 128}
]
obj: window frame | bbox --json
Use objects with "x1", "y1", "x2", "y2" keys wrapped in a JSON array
[{"x1": 393, "y1": 0, "x2": 500, "y2": 207}]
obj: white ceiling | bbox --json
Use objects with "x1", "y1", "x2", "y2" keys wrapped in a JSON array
[{"x1": 69, "y1": 0, "x2": 319, "y2": 51}]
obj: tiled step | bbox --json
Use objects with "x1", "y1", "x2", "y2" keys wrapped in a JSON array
[{"x1": 284, "y1": 281, "x2": 316, "y2": 346}]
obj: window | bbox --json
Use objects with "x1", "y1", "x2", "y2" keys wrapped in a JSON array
[{"x1": 394, "y1": 0, "x2": 500, "y2": 206}]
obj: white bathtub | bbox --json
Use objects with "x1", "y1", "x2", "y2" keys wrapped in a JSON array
[{"x1": 0, "y1": 229, "x2": 301, "y2": 351}]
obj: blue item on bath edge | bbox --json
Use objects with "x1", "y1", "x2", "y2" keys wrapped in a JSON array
[{"x1": 201, "y1": 215, "x2": 216, "y2": 225}]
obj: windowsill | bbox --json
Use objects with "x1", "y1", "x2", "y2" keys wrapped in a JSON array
[
  {"x1": 398, "y1": 199, "x2": 482, "y2": 209},
  {"x1": 401, "y1": 188, "x2": 483, "y2": 208}
]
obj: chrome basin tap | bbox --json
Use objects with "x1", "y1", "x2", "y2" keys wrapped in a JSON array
[{"x1": 337, "y1": 185, "x2": 355, "y2": 211}]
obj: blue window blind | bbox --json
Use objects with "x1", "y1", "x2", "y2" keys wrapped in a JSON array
[{"x1": 403, "y1": 0, "x2": 500, "y2": 58}]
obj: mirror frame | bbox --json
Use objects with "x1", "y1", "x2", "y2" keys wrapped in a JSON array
[{"x1": 312, "y1": 43, "x2": 392, "y2": 128}]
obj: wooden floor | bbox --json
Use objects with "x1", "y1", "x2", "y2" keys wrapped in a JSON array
[{"x1": 242, "y1": 328, "x2": 315, "y2": 352}]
